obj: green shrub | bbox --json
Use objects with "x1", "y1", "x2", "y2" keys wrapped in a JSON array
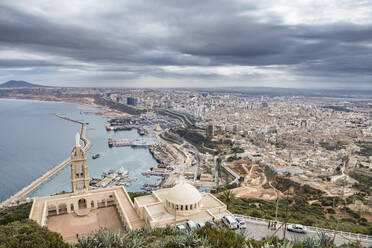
[
  {"x1": 127, "y1": 192, "x2": 147, "y2": 203},
  {"x1": 0, "y1": 203, "x2": 32, "y2": 226},
  {"x1": 327, "y1": 208, "x2": 336, "y2": 214},
  {"x1": 0, "y1": 219, "x2": 68, "y2": 248}
]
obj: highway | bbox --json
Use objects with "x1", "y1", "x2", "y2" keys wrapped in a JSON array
[
  {"x1": 158, "y1": 109, "x2": 195, "y2": 127},
  {"x1": 0, "y1": 114, "x2": 91, "y2": 208}
]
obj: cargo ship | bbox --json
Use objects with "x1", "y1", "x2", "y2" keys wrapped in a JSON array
[{"x1": 114, "y1": 126, "x2": 132, "y2": 131}]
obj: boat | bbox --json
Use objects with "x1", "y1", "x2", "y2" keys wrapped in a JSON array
[
  {"x1": 114, "y1": 126, "x2": 132, "y2": 131},
  {"x1": 108, "y1": 137, "x2": 113, "y2": 148},
  {"x1": 92, "y1": 154, "x2": 100, "y2": 159},
  {"x1": 106, "y1": 125, "x2": 112, "y2": 131},
  {"x1": 137, "y1": 128, "x2": 145, "y2": 136}
]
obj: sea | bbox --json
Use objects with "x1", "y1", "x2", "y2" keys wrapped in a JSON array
[{"x1": 0, "y1": 99, "x2": 158, "y2": 202}]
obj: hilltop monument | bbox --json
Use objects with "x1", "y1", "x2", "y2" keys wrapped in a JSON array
[
  {"x1": 29, "y1": 134, "x2": 229, "y2": 243},
  {"x1": 70, "y1": 133, "x2": 89, "y2": 193}
]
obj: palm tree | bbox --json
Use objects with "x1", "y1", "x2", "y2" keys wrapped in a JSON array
[{"x1": 221, "y1": 190, "x2": 236, "y2": 209}]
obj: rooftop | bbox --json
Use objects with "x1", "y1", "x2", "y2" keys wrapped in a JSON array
[{"x1": 166, "y1": 182, "x2": 201, "y2": 205}]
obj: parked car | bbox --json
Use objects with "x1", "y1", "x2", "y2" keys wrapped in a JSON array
[
  {"x1": 176, "y1": 224, "x2": 186, "y2": 231},
  {"x1": 222, "y1": 215, "x2": 239, "y2": 229},
  {"x1": 206, "y1": 220, "x2": 216, "y2": 228},
  {"x1": 186, "y1": 220, "x2": 197, "y2": 231},
  {"x1": 196, "y1": 221, "x2": 205, "y2": 228},
  {"x1": 287, "y1": 224, "x2": 307, "y2": 234},
  {"x1": 235, "y1": 217, "x2": 246, "y2": 229}
]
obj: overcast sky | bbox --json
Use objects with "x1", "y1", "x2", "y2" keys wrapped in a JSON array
[{"x1": 0, "y1": 0, "x2": 371, "y2": 88}]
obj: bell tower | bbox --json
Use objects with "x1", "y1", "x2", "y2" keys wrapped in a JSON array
[{"x1": 71, "y1": 133, "x2": 89, "y2": 193}]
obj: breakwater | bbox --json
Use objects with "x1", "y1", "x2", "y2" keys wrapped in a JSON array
[{"x1": 0, "y1": 114, "x2": 91, "y2": 208}]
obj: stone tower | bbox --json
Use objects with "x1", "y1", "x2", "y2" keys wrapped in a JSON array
[{"x1": 70, "y1": 133, "x2": 89, "y2": 193}]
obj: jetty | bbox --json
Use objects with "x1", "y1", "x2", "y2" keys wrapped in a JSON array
[
  {"x1": 0, "y1": 114, "x2": 91, "y2": 208},
  {"x1": 108, "y1": 137, "x2": 157, "y2": 147}
]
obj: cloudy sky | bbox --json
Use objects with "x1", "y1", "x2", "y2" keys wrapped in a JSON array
[{"x1": 0, "y1": 0, "x2": 371, "y2": 88}]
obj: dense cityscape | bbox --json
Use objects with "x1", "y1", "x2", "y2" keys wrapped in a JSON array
[
  {"x1": 0, "y1": 84, "x2": 371, "y2": 247},
  {"x1": 1, "y1": 0, "x2": 372, "y2": 247}
]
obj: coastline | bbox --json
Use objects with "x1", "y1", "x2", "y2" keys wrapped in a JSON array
[
  {"x1": 0, "y1": 116, "x2": 91, "y2": 208},
  {"x1": 0, "y1": 96, "x2": 131, "y2": 119},
  {"x1": 0, "y1": 97, "x2": 168, "y2": 201}
]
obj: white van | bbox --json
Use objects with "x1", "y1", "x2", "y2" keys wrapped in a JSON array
[
  {"x1": 186, "y1": 220, "x2": 197, "y2": 231},
  {"x1": 222, "y1": 215, "x2": 238, "y2": 229}
]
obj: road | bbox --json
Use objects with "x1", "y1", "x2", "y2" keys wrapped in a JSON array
[
  {"x1": 239, "y1": 216, "x2": 372, "y2": 247},
  {"x1": 158, "y1": 109, "x2": 194, "y2": 127},
  {"x1": 221, "y1": 154, "x2": 241, "y2": 184},
  {"x1": 214, "y1": 156, "x2": 219, "y2": 186},
  {"x1": 193, "y1": 145, "x2": 200, "y2": 182}
]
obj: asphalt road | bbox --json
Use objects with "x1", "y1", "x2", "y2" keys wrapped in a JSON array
[{"x1": 241, "y1": 219, "x2": 372, "y2": 247}]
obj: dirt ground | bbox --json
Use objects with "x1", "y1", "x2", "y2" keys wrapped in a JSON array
[{"x1": 232, "y1": 186, "x2": 277, "y2": 200}]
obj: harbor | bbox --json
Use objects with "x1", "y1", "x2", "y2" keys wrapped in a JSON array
[
  {"x1": 108, "y1": 137, "x2": 157, "y2": 147},
  {"x1": 90, "y1": 167, "x2": 137, "y2": 188},
  {"x1": 28, "y1": 104, "x2": 160, "y2": 197}
]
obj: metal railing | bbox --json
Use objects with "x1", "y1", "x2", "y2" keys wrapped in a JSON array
[{"x1": 234, "y1": 214, "x2": 372, "y2": 241}]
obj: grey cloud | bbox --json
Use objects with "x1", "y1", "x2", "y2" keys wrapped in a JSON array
[
  {"x1": 0, "y1": 59, "x2": 60, "y2": 68},
  {"x1": 0, "y1": 0, "x2": 371, "y2": 86}
]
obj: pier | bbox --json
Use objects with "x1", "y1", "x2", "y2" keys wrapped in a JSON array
[
  {"x1": 108, "y1": 137, "x2": 157, "y2": 147},
  {"x1": 0, "y1": 114, "x2": 91, "y2": 208}
]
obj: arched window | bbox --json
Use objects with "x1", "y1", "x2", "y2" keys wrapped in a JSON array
[
  {"x1": 190, "y1": 204, "x2": 192, "y2": 210},
  {"x1": 185, "y1": 205, "x2": 188, "y2": 210},
  {"x1": 176, "y1": 205, "x2": 179, "y2": 210},
  {"x1": 58, "y1": 203, "x2": 67, "y2": 214},
  {"x1": 70, "y1": 204, "x2": 74, "y2": 211},
  {"x1": 180, "y1": 205, "x2": 183, "y2": 210},
  {"x1": 91, "y1": 201, "x2": 94, "y2": 208}
]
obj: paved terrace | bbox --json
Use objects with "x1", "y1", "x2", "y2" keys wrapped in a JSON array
[{"x1": 48, "y1": 206, "x2": 123, "y2": 243}]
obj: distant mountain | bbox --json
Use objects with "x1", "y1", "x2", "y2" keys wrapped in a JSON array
[{"x1": 0, "y1": 80, "x2": 47, "y2": 88}]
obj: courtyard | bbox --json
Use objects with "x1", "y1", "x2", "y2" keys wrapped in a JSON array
[{"x1": 47, "y1": 206, "x2": 123, "y2": 243}]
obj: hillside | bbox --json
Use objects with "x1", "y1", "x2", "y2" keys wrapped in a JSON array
[{"x1": 0, "y1": 80, "x2": 47, "y2": 88}]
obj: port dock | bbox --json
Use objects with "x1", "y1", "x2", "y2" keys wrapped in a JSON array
[
  {"x1": 0, "y1": 114, "x2": 91, "y2": 208},
  {"x1": 108, "y1": 137, "x2": 157, "y2": 147}
]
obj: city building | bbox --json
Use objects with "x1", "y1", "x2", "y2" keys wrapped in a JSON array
[
  {"x1": 127, "y1": 97, "x2": 138, "y2": 106},
  {"x1": 206, "y1": 122, "x2": 215, "y2": 137}
]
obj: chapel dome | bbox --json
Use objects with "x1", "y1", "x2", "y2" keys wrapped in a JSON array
[{"x1": 166, "y1": 182, "x2": 202, "y2": 205}]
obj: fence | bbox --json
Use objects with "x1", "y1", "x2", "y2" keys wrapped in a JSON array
[{"x1": 234, "y1": 214, "x2": 372, "y2": 241}]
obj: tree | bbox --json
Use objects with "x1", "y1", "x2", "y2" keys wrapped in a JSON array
[
  {"x1": 0, "y1": 219, "x2": 68, "y2": 248},
  {"x1": 220, "y1": 190, "x2": 236, "y2": 210}
]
